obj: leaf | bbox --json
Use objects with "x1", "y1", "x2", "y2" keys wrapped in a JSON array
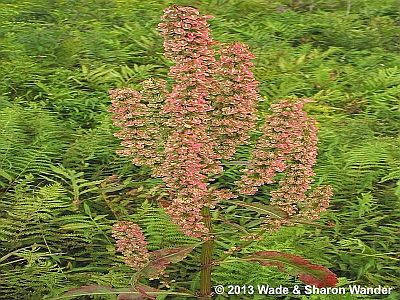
[
  {"x1": 137, "y1": 246, "x2": 196, "y2": 279},
  {"x1": 117, "y1": 284, "x2": 159, "y2": 300},
  {"x1": 226, "y1": 205, "x2": 237, "y2": 213},
  {"x1": 245, "y1": 251, "x2": 338, "y2": 287},
  {"x1": 0, "y1": 169, "x2": 13, "y2": 181},
  {"x1": 83, "y1": 202, "x2": 91, "y2": 216},
  {"x1": 61, "y1": 222, "x2": 93, "y2": 230},
  {"x1": 64, "y1": 285, "x2": 115, "y2": 297},
  {"x1": 379, "y1": 169, "x2": 400, "y2": 182},
  {"x1": 59, "y1": 285, "x2": 165, "y2": 300},
  {"x1": 234, "y1": 201, "x2": 288, "y2": 219},
  {"x1": 245, "y1": 219, "x2": 264, "y2": 228}
]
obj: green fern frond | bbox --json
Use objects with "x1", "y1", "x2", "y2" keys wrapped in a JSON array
[{"x1": 132, "y1": 201, "x2": 199, "y2": 251}]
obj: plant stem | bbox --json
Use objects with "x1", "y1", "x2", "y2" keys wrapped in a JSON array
[{"x1": 199, "y1": 206, "x2": 213, "y2": 299}]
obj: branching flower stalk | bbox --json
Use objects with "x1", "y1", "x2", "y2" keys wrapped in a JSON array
[{"x1": 109, "y1": 5, "x2": 336, "y2": 299}]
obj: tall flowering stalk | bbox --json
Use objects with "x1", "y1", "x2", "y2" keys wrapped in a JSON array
[{"x1": 108, "y1": 5, "x2": 336, "y2": 299}]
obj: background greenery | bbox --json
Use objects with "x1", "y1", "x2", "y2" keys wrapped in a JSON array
[{"x1": 0, "y1": 0, "x2": 399, "y2": 299}]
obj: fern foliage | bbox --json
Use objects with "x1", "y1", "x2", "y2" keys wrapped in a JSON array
[{"x1": 1, "y1": 0, "x2": 400, "y2": 299}]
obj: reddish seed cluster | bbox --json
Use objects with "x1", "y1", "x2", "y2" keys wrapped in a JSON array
[
  {"x1": 109, "y1": 5, "x2": 332, "y2": 240},
  {"x1": 151, "y1": 5, "x2": 258, "y2": 237},
  {"x1": 109, "y1": 79, "x2": 168, "y2": 167},
  {"x1": 109, "y1": 6, "x2": 252, "y2": 238},
  {"x1": 112, "y1": 221, "x2": 149, "y2": 269},
  {"x1": 158, "y1": 6, "x2": 215, "y2": 65},
  {"x1": 238, "y1": 99, "x2": 315, "y2": 196},
  {"x1": 238, "y1": 98, "x2": 332, "y2": 226},
  {"x1": 297, "y1": 185, "x2": 333, "y2": 220},
  {"x1": 211, "y1": 43, "x2": 258, "y2": 159},
  {"x1": 156, "y1": 6, "x2": 223, "y2": 238},
  {"x1": 268, "y1": 99, "x2": 319, "y2": 216}
]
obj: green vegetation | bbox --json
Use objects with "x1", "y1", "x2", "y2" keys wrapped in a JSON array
[{"x1": 1, "y1": 0, "x2": 399, "y2": 299}]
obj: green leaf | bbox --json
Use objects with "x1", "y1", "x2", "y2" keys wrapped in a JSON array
[
  {"x1": 83, "y1": 202, "x2": 91, "y2": 216},
  {"x1": 0, "y1": 169, "x2": 13, "y2": 182},
  {"x1": 61, "y1": 223, "x2": 93, "y2": 230}
]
